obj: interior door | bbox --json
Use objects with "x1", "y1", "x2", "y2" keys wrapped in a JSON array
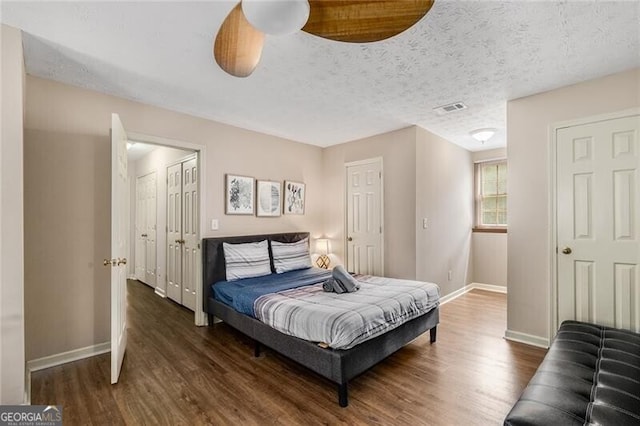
[
  {"x1": 181, "y1": 157, "x2": 198, "y2": 311},
  {"x1": 346, "y1": 159, "x2": 383, "y2": 275},
  {"x1": 134, "y1": 175, "x2": 147, "y2": 282},
  {"x1": 557, "y1": 114, "x2": 639, "y2": 332},
  {"x1": 110, "y1": 113, "x2": 128, "y2": 384},
  {"x1": 166, "y1": 162, "x2": 182, "y2": 304},
  {"x1": 145, "y1": 172, "x2": 157, "y2": 287}
]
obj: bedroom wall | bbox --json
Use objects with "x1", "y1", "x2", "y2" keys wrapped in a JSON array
[
  {"x1": 472, "y1": 148, "x2": 508, "y2": 288},
  {"x1": 130, "y1": 145, "x2": 195, "y2": 295},
  {"x1": 415, "y1": 127, "x2": 474, "y2": 296},
  {"x1": 322, "y1": 127, "x2": 417, "y2": 279},
  {"x1": 507, "y1": 67, "x2": 640, "y2": 345},
  {"x1": 0, "y1": 24, "x2": 26, "y2": 404},
  {"x1": 23, "y1": 76, "x2": 324, "y2": 361}
]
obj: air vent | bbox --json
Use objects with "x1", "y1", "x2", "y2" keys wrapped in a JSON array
[{"x1": 433, "y1": 102, "x2": 468, "y2": 115}]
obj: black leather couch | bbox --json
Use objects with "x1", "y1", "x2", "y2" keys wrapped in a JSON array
[{"x1": 504, "y1": 321, "x2": 640, "y2": 426}]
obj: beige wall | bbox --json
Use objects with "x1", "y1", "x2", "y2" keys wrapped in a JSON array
[
  {"x1": 24, "y1": 76, "x2": 324, "y2": 360},
  {"x1": 0, "y1": 24, "x2": 26, "y2": 404},
  {"x1": 507, "y1": 68, "x2": 640, "y2": 343},
  {"x1": 472, "y1": 233, "x2": 507, "y2": 287},
  {"x1": 129, "y1": 145, "x2": 195, "y2": 294},
  {"x1": 322, "y1": 127, "x2": 417, "y2": 279},
  {"x1": 472, "y1": 148, "x2": 508, "y2": 289},
  {"x1": 415, "y1": 127, "x2": 473, "y2": 295}
]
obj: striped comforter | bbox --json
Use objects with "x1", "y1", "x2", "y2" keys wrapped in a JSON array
[{"x1": 254, "y1": 275, "x2": 440, "y2": 350}]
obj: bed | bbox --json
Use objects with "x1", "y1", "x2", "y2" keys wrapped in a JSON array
[{"x1": 202, "y1": 232, "x2": 440, "y2": 407}]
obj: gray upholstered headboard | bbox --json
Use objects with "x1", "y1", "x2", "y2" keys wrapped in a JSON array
[{"x1": 201, "y1": 232, "x2": 310, "y2": 312}]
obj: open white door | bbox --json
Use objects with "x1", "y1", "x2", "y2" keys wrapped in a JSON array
[{"x1": 110, "y1": 113, "x2": 128, "y2": 384}]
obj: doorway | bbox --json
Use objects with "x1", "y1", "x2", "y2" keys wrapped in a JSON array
[
  {"x1": 125, "y1": 131, "x2": 207, "y2": 326},
  {"x1": 344, "y1": 158, "x2": 384, "y2": 275},
  {"x1": 552, "y1": 110, "x2": 639, "y2": 334}
]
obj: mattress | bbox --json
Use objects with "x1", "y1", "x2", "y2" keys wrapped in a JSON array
[{"x1": 213, "y1": 268, "x2": 440, "y2": 350}]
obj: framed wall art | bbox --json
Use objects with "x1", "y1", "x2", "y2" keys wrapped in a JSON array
[
  {"x1": 225, "y1": 174, "x2": 255, "y2": 215},
  {"x1": 283, "y1": 180, "x2": 305, "y2": 215},
  {"x1": 256, "y1": 180, "x2": 281, "y2": 217}
]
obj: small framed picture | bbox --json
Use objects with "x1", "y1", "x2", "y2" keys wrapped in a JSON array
[
  {"x1": 256, "y1": 180, "x2": 281, "y2": 217},
  {"x1": 225, "y1": 174, "x2": 255, "y2": 215},
  {"x1": 283, "y1": 181, "x2": 305, "y2": 215}
]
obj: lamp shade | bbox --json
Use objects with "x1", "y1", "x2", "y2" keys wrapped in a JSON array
[
  {"x1": 470, "y1": 128, "x2": 497, "y2": 143},
  {"x1": 315, "y1": 238, "x2": 329, "y2": 255},
  {"x1": 242, "y1": 0, "x2": 310, "y2": 36}
]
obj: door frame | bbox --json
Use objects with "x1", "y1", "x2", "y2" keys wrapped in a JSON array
[
  {"x1": 128, "y1": 131, "x2": 208, "y2": 326},
  {"x1": 344, "y1": 157, "x2": 384, "y2": 276},
  {"x1": 548, "y1": 107, "x2": 640, "y2": 341}
]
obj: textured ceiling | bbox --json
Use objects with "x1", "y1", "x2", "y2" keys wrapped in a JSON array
[{"x1": 2, "y1": 1, "x2": 639, "y2": 151}]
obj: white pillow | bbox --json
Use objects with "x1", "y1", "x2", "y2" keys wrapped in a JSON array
[
  {"x1": 271, "y1": 237, "x2": 312, "y2": 274},
  {"x1": 223, "y1": 240, "x2": 271, "y2": 281}
]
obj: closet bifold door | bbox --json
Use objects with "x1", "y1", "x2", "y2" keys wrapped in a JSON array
[
  {"x1": 181, "y1": 157, "x2": 198, "y2": 311},
  {"x1": 167, "y1": 163, "x2": 183, "y2": 304}
]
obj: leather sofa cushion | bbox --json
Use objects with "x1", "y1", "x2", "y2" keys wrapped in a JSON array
[{"x1": 504, "y1": 321, "x2": 640, "y2": 426}]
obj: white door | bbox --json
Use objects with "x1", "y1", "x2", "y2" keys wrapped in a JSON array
[
  {"x1": 167, "y1": 163, "x2": 182, "y2": 304},
  {"x1": 557, "y1": 114, "x2": 640, "y2": 332},
  {"x1": 134, "y1": 175, "x2": 147, "y2": 282},
  {"x1": 110, "y1": 113, "x2": 128, "y2": 384},
  {"x1": 181, "y1": 157, "x2": 198, "y2": 311},
  {"x1": 134, "y1": 173, "x2": 157, "y2": 287},
  {"x1": 145, "y1": 173, "x2": 157, "y2": 287},
  {"x1": 346, "y1": 159, "x2": 383, "y2": 275}
]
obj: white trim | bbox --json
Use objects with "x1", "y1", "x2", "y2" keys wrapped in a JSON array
[
  {"x1": 26, "y1": 342, "x2": 111, "y2": 373},
  {"x1": 126, "y1": 131, "x2": 207, "y2": 327},
  {"x1": 154, "y1": 287, "x2": 166, "y2": 298},
  {"x1": 471, "y1": 282, "x2": 507, "y2": 293},
  {"x1": 344, "y1": 157, "x2": 384, "y2": 276},
  {"x1": 439, "y1": 282, "x2": 507, "y2": 305},
  {"x1": 439, "y1": 285, "x2": 471, "y2": 305},
  {"x1": 549, "y1": 108, "x2": 640, "y2": 342},
  {"x1": 504, "y1": 330, "x2": 549, "y2": 349}
]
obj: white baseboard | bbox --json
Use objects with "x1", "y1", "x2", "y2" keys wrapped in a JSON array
[
  {"x1": 439, "y1": 285, "x2": 472, "y2": 305},
  {"x1": 470, "y1": 282, "x2": 507, "y2": 294},
  {"x1": 26, "y1": 342, "x2": 110, "y2": 373},
  {"x1": 154, "y1": 287, "x2": 166, "y2": 298},
  {"x1": 504, "y1": 329, "x2": 549, "y2": 349},
  {"x1": 440, "y1": 282, "x2": 507, "y2": 305}
]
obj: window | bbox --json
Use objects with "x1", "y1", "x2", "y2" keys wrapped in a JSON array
[{"x1": 475, "y1": 160, "x2": 507, "y2": 230}]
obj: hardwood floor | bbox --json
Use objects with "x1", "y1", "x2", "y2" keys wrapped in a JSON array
[{"x1": 31, "y1": 280, "x2": 546, "y2": 425}]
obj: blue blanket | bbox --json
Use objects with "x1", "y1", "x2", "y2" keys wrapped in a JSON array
[{"x1": 213, "y1": 267, "x2": 332, "y2": 317}]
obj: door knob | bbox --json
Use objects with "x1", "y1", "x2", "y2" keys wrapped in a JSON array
[
  {"x1": 141, "y1": 233, "x2": 147, "y2": 238},
  {"x1": 103, "y1": 258, "x2": 116, "y2": 267},
  {"x1": 347, "y1": 237, "x2": 353, "y2": 242},
  {"x1": 117, "y1": 258, "x2": 127, "y2": 266},
  {"x1": 562, "y1": 247, "x2": 572, "y2": 255}
]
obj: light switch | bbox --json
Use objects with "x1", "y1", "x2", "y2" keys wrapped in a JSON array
[
  {"x1": 422, "y1": 218, "x2": 428, "y2": 229},
  {"x1": 211, "y1": 219, "x2": 219, "y2": 230}
]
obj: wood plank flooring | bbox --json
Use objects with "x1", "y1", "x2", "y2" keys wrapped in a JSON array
[{"x1": 31, "y1": 280, "x2": 546, "y2": 425}]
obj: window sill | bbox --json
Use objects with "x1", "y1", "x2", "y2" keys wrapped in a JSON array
[{"x1": 473, "y1": 227, "x2": 507, "y2": 234}]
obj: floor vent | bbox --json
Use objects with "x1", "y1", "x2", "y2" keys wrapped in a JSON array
[{"x1": 433, "y1": 102, "x2": 468, "y2": 115}]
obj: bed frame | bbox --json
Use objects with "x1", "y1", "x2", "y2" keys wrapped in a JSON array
[{"x1": 202, "y1": 232, "x2": 439, "y2": 407}]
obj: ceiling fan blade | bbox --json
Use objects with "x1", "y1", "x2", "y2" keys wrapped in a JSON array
[
  {"x1": 302, "y1": 0, "x2": 435, "y2": 43},
  {"x1": 214, "y1": 3, "x2": 265, "y2": 78}
]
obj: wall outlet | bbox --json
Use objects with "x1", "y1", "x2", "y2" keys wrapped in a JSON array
[
  {"x1": 211, "y1": 219, "x2": 219, "y2": 230},
  {"x1": 422, "y1": 218, "x2": 428, "y2": 229},
  {"x1": 448, "y1": 270, "x2": 452, "y2": 281}
]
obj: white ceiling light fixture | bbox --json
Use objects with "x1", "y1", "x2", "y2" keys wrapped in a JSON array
[
  {"x1": 242, "y1": 0, "x2": 310, "y2": 36},
  {"x1": 470, "y1": 128, "x2": 497, "y2": 144}
]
